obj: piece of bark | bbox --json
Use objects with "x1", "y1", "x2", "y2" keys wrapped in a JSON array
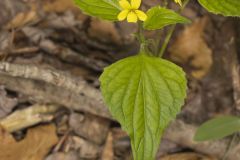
[
  {"x1": 21, "y1": 26, "x2": 107, "y2": 71},
  {"x1": 0, "y1": 75, "x2": 111, "y2": 119},
  {"x1": 0, "y1": 104, "x2": 59, "y2": 132},
  {"x1": 0, "y1": 86, "x2": 18, "y2": 118},
  {"x1": 0, "y1": 62, "x2": 102, "y2": 101},
  {"x1": 0, "y1": 62, "x2": 112, "y2": 117},
  {"x1": 69, "y1": 113, "x2": 110, "y2": 145},
  {"x1": 215, "y1": 19, "x2": 240, "y2": 111},
  {"x1": 231, "y1": 45, "x2": 240, "y2": 110}
]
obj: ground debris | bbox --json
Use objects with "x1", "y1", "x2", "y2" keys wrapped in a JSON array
[
  {"x1": 0, "y1": 124, "x2": 58, "y2": 160},
  {"x1": 0, "y1": 0, "x2": 239, "y2": 160},
  {"x1": 0, "y1": 86, "x2": 18, "y2": 119}
]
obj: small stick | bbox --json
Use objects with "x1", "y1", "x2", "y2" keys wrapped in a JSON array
[
  {"x1": 0, "y1": 62, "x2": 103, "y2": 102},
  {"x1": 0, "y1": 104, "x2": 60, "y2": 132}
]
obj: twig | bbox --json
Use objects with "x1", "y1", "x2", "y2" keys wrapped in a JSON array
[
  {"x1": 0, "y1": 74, "x2": 111, "y2": 119},
  {"x1": 0, "y1": 62, "x2": 102, "y2": 102},
  {"x1": 0, "y1": 104, "x2": 60, "y2": 132},
  {"x1": 0, "y1": 47, "x2": 39, "y2": 59},
  {"x1": 10, "y1": 46, "x2": 39, "y2": 54},
  {"x1": 158, "y1": 0, "x2": 190, "y2": 57}
]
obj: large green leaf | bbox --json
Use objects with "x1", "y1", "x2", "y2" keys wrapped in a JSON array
[
  {"x1": 194, "y1": 116, "x2": 240, "y2": 142},
  {"x1": 100, "y1": 53, "x2": 187, "y2": 160},
  {"x1": 198, "y1": 0, "x2": 240, "y2": 17},
  {"x1": 74, "y1": 0, "x2": 121, "y2": 21},
  {"x1": 143, "y1": 6, "x2": 190, "y2": 30}
]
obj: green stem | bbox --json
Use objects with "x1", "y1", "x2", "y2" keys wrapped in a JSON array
[
  {"x1": 137, "y1": 21, "x2": 145, "y2": 44},
  {"x1": 158, "y1": 25, "x2": 175, "y2": 57},
  {"x1": 154, "y1": 29, "x2": 164, "y2": 56},
  {"x1": 157, "y1": 0, "x2": 190, "y2": 57}
]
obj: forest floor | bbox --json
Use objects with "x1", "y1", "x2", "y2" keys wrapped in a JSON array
[{"x1": 0, "y1": 0, "x2": 240, "y2": 160}]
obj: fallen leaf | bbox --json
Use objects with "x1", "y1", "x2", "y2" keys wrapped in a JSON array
[
  {"x1": 169, "y1": 16, "x2": 213, "y2": 79},
  {"x1": 0, "y1": 124, "x2": 58, "y2": 160},
  {"x1": 161, "y1": 152, "x2": 217, "y2": 160},
  {"x1": 0, "y1": 86, "x2": 18, "y2": 119},
  {"x1": 43, "y1": 0, "x2": 76, "y2": 13},
  {"x1": 6, "y1": 6, "x2": 38, "y2": 29},
  {"x1": 101, "y1": 132, "x2": 114, "y2": 160},
  {"x1": 88, "y1": 18, "x2": 121, "y2": 44}
]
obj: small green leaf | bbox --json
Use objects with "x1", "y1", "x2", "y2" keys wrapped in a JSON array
[
  {"x1": 143, "y1": 6, "x2": 191, "y2": 30},
  {"x1": 100, "y1": 53, "x2": 187, "y2": 160},
  {"x1": 198, "y1": 0, "x2": 240, "y2": 17},
  {"x1": 74, "y1": 0, "x2": 121, "y2": 21},
  {"x1": 194, "y1": 116, "x2": 240, "y2": 142}
]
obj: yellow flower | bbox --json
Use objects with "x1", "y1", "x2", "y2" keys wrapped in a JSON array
[
  {"x1": 117, "y1": 0, "x2": 147, "y2": 23},
  {"x1": 174, "y1": 0, "x2": 182, "y2": 6}
]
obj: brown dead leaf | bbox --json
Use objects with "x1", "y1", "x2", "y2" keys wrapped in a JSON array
[
  {"x1": 0, "y1": 124, "x2": 58, "y2": 160},
  {"x1": 161, "y1": 152, "x2": 217, "y2": 160},
  {"x1": 43, "y1": 0, "x2": 76, "y2": 13},
  {"x1": 88, "y1": 18, "x2": 121, "y2": 45},
  {"x1": 6, "y1": 6, "x2": 38, "y2": 29},
  {"x1": 169, "y1": 16, "x2": 213, "y2": 79},
  {"x1": 101, "y1": 132, "x2": 114, "y2": 160}
]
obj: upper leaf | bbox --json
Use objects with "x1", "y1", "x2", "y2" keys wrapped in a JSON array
[
  {"x1": 74, "y1": 0, "x2": 121, "y2": 21},
  {"x1": 194, "y1": 116, "x2": 240, "y2": 141},
  {"x1": 100, "y1": 53, "x2": 187, "y2": 160},
  {"x1": 198, "y1": 0, "x2": 240, "y2": 17},
  {"x1": 143, "y1": 6, "x2": 190, "y2": 30}
]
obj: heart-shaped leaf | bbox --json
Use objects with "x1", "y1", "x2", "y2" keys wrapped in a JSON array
[
  {"x1": 100, "y1": 53, "x2": 187, "y2": 160},
  {"x1": 198, "y1": 0, "x2": 240, "y2": 17},
  {"x1": 74, "y1": 0, "x2": 121, "y2": 21},
  {"x1": 144, "y1": 6, "x2": 190, "y2": 30},
  {"x1": 194, "y1": 116, "x2": 240, "y2": 141}
]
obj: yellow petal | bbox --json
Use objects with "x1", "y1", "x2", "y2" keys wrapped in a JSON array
[
  {"x1": 127, "y1": 11, "x2": 138, "y2": 23},
  {"x1": 131, "y1": 0, "x2": 141, "y2": 9},
  {"x1": 174, "y1": 0, "x2": 182, "y2": 6},
  {"x1": 135, "y1": 10, "x2": 147, "y2": 21},
  {"x1": 119, "y1": 0, "x2": 131, "y2": 9},
  {"x1": 118, "y1": 10, "x2": 129, "y2": 21}
]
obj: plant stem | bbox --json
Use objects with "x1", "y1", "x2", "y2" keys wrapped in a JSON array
[
  {"x1": 222, "y1": 133, "x2": 238, "y2": 160},
  {"x1": 157, "y1": 0, "x2": 190, "y2": 57},
  {"x1": 158, "y1": 25, "x2": 175, "y2": 57},
  {"x1": 137, "y1": 21, "x2": 145, "y2": 44},
  {"x1": 163, "y1": 0, "x2": 168, "y2": 7}
]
